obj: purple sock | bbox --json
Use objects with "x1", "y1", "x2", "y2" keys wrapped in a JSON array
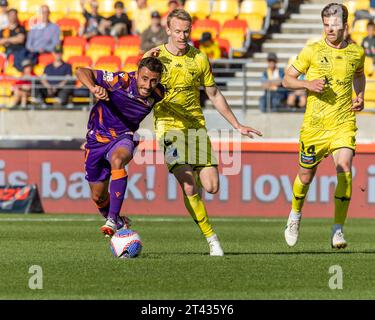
[{"x1": 108, "y1": 169, "x2": 128, "y2": 221}]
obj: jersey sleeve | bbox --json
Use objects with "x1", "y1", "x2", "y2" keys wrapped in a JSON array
[
  {"x1": 292, "y1": 45, "x2": 313, "y2": 74},
  {"x1": 199, "y1": 53, "x2": 216, "y2": 87},
  {"x1": 95, "y1": 70, "x2": 126, "y2": 91}
]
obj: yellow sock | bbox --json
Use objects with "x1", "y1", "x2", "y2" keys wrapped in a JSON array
[
  {"x1": 334, "y1": 172, "x2": 352, "y2": 225},
  {"x1": 292, "y1": 175, "x2": 310, "y2": 213},
  {"x1": 184, "y1": 193, "x2": 215, "y2": 238}
]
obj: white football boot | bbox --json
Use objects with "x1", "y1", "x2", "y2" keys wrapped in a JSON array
[
  {"x1": 207, "y1": 234, "x2": 224, "y2": 256},
  {"x1": 100, "y1": 218, "x2": 117, "y2": 237},
  {"x1": 331, "y1": 228, "x2": 347, "y2": 249},
  {"x1": 284, "y1": 213, "x2": 301, "y2": 247}
]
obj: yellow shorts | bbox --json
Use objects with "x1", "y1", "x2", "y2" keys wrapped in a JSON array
[
  {"x1": 299, "y1": 124, "x2": 357, "y2": 169},
  {"x1": 157, "y1": 128, "x2": 218, "y2": 173}
]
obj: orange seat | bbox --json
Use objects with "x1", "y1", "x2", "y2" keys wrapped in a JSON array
[
  {"x1": 124, "y1": 55, "x2": 141, "y2": 72},
  {"x1": 220, "y1": 19, "x2": 248, "y2": 49},
  {"x1": 0, "y1": 55, "x2": 6, "y2": 74},
  {"x1": 238, "y1": 0, "x2": 269, "y2": 37},
  {"x1": 210, "y1": 0, "x2": 239, "y2": 25},
  {"x1": 216, "y1": 38, "x2": 230, "y2": 58},
  {"x1": 95, "y1": 55, "x2": 122, "y2": 72},
  {"x1": 38, "y1": 53, "x2": 55, "y2": 66},
  {"x1": 68, "y1": 55, "x2": 93, "y2": 74},
  {"x1": 118, "y1": 35, "x2": 141, "y2": 47},
  {"x1": 87, "y1": 36, "x2": 116, "y2": 64},
  {"x1": 56, "y1": 18, "x2": 81, "y2": 37},
  {"x1": 184, "y1": 0, "x2": 211, "y2": 20},
  {"x1": 63, "y1": 36, "x2": 87, "y2": 61},
  {"x1": 89, "y1": 36, "x2": 116, "y2": 53},
  {"x1": 191, "y1": 19, "x2": 221, "y2": 41},
  {"x1": 115, "y1": 35, "x2": 141, "y2": 65}
]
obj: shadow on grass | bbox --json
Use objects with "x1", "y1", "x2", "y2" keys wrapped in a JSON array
[{"x1": 143, "y1": 250, "x2": 375, "y2": 257}]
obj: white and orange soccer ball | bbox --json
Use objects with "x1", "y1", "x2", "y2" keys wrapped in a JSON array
[{"x1": 110, "y1": 229, "x2": 142, "y2": 259}]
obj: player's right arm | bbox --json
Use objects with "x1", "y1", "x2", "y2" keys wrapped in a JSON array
[
  {"x1": 282, "y1": 43, "x2": 325, "y2": 93},
  {"x1": 76, "y1": 67, "x2": 109, "y2": 101},
  {"x1": 282, "y1": 66, "x2": 325, "y2": 93}
]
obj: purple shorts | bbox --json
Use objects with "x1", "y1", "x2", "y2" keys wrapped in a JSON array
[{"x1": 84, "y1": 134, "x2": 138, "y2": 183}]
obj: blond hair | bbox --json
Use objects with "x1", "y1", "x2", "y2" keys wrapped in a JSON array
[{"x1": 167, "y1": 9, "x2": 192, "y2": 28}]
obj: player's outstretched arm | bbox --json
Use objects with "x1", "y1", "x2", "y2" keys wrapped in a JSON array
[
  {"x1": 352, "y1": 70, "x2": 366, "y2": 112},
  {"x1": 282, "y1": 66, "x2": 324, "y2": 93},
  {"x1": 76, "y1": 67, "x2": 109, "y2": 101},
  {"x1": 205, "y1": 85, "x2": 262, "y2": 138}
]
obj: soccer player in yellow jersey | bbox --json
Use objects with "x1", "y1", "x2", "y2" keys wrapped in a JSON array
[
  {"x1": 145, "y1": 9, "x2": 262, "y2": 256},
  {"x1": 282, "y1": 3, "x2": 366, "y2": 249}
]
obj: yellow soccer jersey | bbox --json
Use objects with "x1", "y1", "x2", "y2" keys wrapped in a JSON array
[
  {"x1": 153, "y1": 44, "x2": 216, "y2": 132},
  {"x1": 292, "y1": 39, "x2": 365, "y2": 131}
]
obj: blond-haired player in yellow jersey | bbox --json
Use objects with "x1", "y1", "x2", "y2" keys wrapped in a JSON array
[
  {"x1": 145, "y1": 9, "x2": 262, "y2": 256},
  {"x1": 283, "y1": 3, "x2": 366, "y2": 249}
]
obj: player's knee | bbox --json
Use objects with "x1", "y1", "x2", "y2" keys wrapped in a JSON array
[
  {"x1": 204, "y1": 182, "x2": 219, "y2": 194},
  {"x1": 182, "y1": 183, "x2": 196, "y2": 197},
  {"x1": 336, "y1": 162, "x2": 351, "y2": 173},
  {"x1": 299, "y1": 174, "x2": 314, "y2": 185},
  {"x1": 110, "y1": 154, "x2": 128, "y2": 169}
]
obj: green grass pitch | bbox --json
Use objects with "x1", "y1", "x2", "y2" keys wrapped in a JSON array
[{"x1": 1, "y1": 214, "x2": 375, "y2": 300}]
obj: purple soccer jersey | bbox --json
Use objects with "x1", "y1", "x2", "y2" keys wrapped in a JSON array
[{"x1": 84, "y1": 70, "x2": 164, "y2": 182}]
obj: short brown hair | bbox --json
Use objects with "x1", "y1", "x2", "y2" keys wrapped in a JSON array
[
  {"x1": 321, "y1": 3, "x2": 348, "y2": 25},
  {"x1": 138, "y1": 57, "x2": 163, "y2": 74},
  {"x1": 167, "y1": 9, "x2": 192, "y2": 28}
]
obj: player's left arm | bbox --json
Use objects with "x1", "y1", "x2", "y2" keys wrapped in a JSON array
[
  {"x1": 352, "y1": 49, "x2": 366, "y2": 112},
  {"x1": 204, "y1": 85, "x2": 262, "y2": 138},
  {"x1": 352, "y1": 70, "x2": 366, "y2": 112}
]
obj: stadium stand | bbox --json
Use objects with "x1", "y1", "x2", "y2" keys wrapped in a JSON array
[{"x1": 1, "y1": 0, "x2": 373, "y2": 113}]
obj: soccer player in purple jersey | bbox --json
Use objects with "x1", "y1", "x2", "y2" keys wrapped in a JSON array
[{"x1": 76, "y1": 57, "x2": 164, "y2": 237}]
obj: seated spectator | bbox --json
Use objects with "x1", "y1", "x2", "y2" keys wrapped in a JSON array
[
  {"x1": 161, "y1": 0, "x2": 183, "y2": 28},
  {"x1": 37, "y1": 46, "x2": 73, "y2": 108},
  {"x1": 286, "y1": 75, "x2": 306, "y2": 111},
  {"x1": 259, "y1": 52, "x2": 287, "y2": 112},
  {"x1": 362, "y1": 21, "x2": 375, "y2": 58},
  {"x1": 132, "y1": 0, "x2": 152, "y2": 35},
  {"x1": 0, "y1": 9, "x2": 27, "y2": 72},
  {"x1": 105, "y1": 1, "x2": 132, "y2": 38},
  {"x1": 0, "y1": 0, "x2": 8, "y2": 31},
  {"x1": 80, "y1": 0, "x2": 107, "y2": 40},
  {"x1": 199, "y1": 32, "x2": 221, "y2": 60},
  {"x1": 141, "y1": 11, "x2": 168, "y2": 52},
  {"x1": 11, "y1": 59, "x2": 35, "y2": 108},
  {"x1": 25, "y1": 5, "x2": 60, "y2": 65}
]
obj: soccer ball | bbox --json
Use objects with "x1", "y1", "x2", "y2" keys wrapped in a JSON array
[{"x1": 110, "y1": 229, "x2": 142, "y2": 259}]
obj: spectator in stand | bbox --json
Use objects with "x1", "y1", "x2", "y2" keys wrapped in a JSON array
[
  {"x1": 259, "y1": 52, "x2": 287, "y2": 112},
  {"x1": 80, "y1": 0, "x2": 107, "y2": 40},
  {"x1": 161, "y1": 0, "x2": 183, "y2": 28},
  {"x1": 132, "y1": 0, "x2": 152, "y2": 35},
  {"x1": 104, "y1": 1, "x2": 132, "y2": 38},
  {"x1": 26, "y1": 5, "x2": 60, "y2": 65},
  {"x1": 362, "y1": 21, "x2": 375, "y2": 59},
  {"x1": 141, "y1": 11, "x2": 168, "y2": 52},
  {"x1": 199, "y1": 32, "x2": 221, "y2": 60},
  {"x1": 0, "y1": 0, "x2": 9, "y2": 31},
  {"x1": 11, "y1": 59, "x2": 35, "y2": 109},
  {"x1": 0, "y1": 9, "x2": 27, "y2": 72},
  {"x1": 37, "y1": 46, "x2": 73, "y2": 108}
]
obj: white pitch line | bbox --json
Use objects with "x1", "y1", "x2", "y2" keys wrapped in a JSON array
[{"x1": 0, "y1": 217, "x2": 284, "y2": 223}]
